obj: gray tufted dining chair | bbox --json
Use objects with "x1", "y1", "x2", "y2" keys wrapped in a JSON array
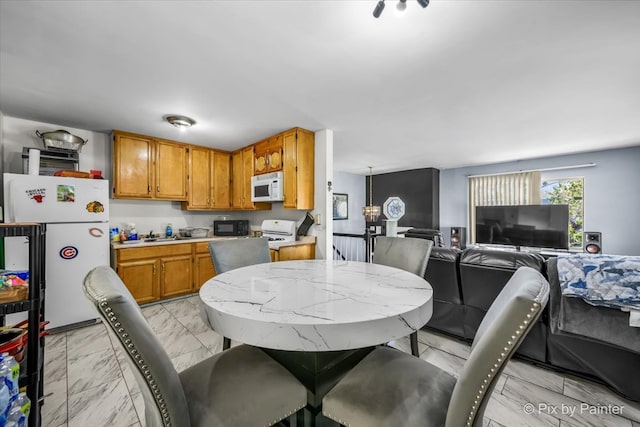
[
  {"x1": 322, "y1": 266, "x2": 550, "y2": 427},
  {"x1": 207, "y1": 237, "x2": 271, "y2": 350},
  {"x1": 83, "y1": 265, "x2": 306, "y2": 427},
  {"x1": 373, "y1": 236, "x2": 434, "y2": 356}
]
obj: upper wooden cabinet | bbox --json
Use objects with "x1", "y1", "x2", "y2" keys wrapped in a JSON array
[
  {"x1": 182, "y1": 146, "x2": 230, "y2": 210},
  {"x1": 283, "y1": 128, "x2": 315, "y2": 210},
  {"x1": 113, "y1": 130, "x2": 188, "y2": 200},
  {"x1": 254, "y1": 135, "x2": 283, "y2": 175},
  {"x1": 231, "y1": 146, "x2": 271, "y2": 210}
]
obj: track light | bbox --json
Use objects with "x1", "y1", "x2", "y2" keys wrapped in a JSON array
[
  {"x1": 373, "y1": 0, "x2": 428, "y2": 18},
  {"x1": 373, "y1": 0, "x2": 385, "y2": 18}
]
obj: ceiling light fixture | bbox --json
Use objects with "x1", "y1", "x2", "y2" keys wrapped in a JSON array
[
  {"x1": 362, "y1": 166, "x2": 381, "y2": 222},
  {"x1": 373, "y1": 0, "x2": 385, "y2": 18},
  {"x1": 373, "y1": 0, "x2": 429, "y2": 18},
  {"x1": 166, "y1": 115, "x2": 196, "y2": 130}
]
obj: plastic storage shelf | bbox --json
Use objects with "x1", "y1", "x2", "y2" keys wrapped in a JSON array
[{"x1": 0, "y1": 222, "x2": 44, "y2": 427}]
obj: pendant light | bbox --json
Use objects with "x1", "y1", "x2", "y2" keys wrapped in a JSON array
[{"x1": 362, "y1": 166, "x2": 381, "y2": 222}]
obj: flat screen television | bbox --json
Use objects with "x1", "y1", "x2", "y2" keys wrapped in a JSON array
[{"x1": 475, "y1": 204, "x2": 570, "y2": 250}]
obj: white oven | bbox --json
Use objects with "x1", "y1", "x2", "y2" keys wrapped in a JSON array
[{"x1": 251, "y1": 171, "x2": 283, "y2": 202}]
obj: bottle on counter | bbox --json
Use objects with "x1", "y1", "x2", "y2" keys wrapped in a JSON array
[
  {"x1": 166, "y1": 223, "x2": 172, "y2": 238},
  {"x1": 110, "y1": 227, "x2": 120, "y2": 242},
  {"x1": 128, "y1": 223, "x2": 138, "y2": 241}
]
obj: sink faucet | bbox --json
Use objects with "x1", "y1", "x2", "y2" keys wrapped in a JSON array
[{"x1": 149, "y1": 230, "x2": 155, "y2": 238}]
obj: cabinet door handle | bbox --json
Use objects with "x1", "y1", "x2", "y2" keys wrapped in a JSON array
[
  {"x1": 148, "y1": 185, "x2": 151, "y2": 194},
  {"x1": 157, "y1": 186, "x2": 160, "y2": 193},
  {"x1": 152, "y1": 264, "x2": 156, "y2": 275},
  {"x1": 162, "y1": 262, "x2": 166, "y2": 273}
]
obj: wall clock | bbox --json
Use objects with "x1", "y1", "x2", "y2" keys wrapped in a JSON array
[{"x1": 383, "y1": 196, "x2": 405, "y2": 220}]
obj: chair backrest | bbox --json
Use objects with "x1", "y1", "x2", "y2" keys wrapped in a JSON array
[
  {"x1": 373, "y1": 237, "x2": 433, "y2": 277},
  {"x1": 208, "y1": 237, "x2": 271, "y2": 274},
  {"x1": 83, "y1": 266, "x2": 190, "y2": 427},
  {"x1": 445, "y1": 266, "x2": 550, "y2": 427}
]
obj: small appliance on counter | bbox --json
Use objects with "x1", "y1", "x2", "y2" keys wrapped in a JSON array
[
  {"x1": 261, "y1": 220, "x2": 297, "y2": 242},
  {"x1": 213, "y1": 219, "x2": 249, "y2": 236}
]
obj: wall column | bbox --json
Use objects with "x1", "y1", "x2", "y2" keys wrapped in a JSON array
[{"x1": 312, "y1": 129, "x2": 333, "y2": 259}]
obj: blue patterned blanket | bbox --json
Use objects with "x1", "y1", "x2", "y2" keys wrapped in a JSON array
[{"x1": 557, "y1": 255, "x2": 640, "y2": 311}]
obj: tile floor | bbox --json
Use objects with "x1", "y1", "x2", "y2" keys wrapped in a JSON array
[{"x1": 41, "y1": 294, "x2": 640, "y2": 427}]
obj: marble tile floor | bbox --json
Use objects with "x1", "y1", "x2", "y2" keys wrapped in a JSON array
[{"x1": 41, "y1": 294, "x2": 640, "y2": 427}]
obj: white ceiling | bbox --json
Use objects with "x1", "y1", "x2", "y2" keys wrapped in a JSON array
[{"x1": 1, "y1": 1, "x2": 639, "y2": 175}]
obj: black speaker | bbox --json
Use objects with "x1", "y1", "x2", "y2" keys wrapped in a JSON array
[
  {"x1": 583, "y1": 232, "x2": 602, "y2": 254},
  {"x1": 451, "y1": 227, "x2": 467, "y2": 250}
]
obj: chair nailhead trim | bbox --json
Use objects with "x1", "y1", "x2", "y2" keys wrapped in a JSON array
[
  {"x1": 98, "y1": 296, "x2": 173, "y2": 427},
  {"x1": 464, "y1": 301, "x2": 541, "y2": 427},
  {"x1": 261, "y1": 404, "x2": 306, "y2": 427}
]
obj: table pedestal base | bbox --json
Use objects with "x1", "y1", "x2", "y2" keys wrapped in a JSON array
[{"x1": 262, "y1": 347, "x2": 374, "y2": 427}]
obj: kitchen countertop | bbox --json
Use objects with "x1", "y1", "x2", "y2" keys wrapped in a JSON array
[
  {"x1": 110, "y1": 235, "x2": 316, "y2": 250},
  {"x1": 266, "y1": 235, "x2": 316, "y2": 250}
]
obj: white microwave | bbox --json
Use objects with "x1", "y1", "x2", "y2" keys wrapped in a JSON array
[{"x1": 251, "y1": 171, "x2": 284, "y2": 202}]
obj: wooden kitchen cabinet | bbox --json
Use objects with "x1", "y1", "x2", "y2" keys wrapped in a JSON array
[
  {"x1": 231, "y1": 146, "x2": 271, "y2": 210},
  {"x1": 112, "y1": 132, "x2": 153, "y2": 199},
  {"x1": 113, "y1": 243, "x2": 194, "y2": 303},
  {"x1": 116, "y1": 259, "x2": 160, "y2": 304},
  {"x1": 155, "y1": 139, "x2": 188, "y2": 200},
  {"x1": 160, "y1": 254, "x2": 193, "y2": 297},
  {"x1": 194, "y1": 242, "x2": 216, "y2": 291},
  {"x1": 183, "y1": 146, "x2": 231, "y2": 210},
  {"x1": 112, "y1": 130, "x2": 188, "y2": 201},
  {"x1": 270, "y1": 243, "x2": 316, "y2": 262},
  {"x1": 283, "y1": 128, "x2": 315, "y2": 210},
  {"x1": 254, "y1": 135, "x2": 283, "y2": 175}
]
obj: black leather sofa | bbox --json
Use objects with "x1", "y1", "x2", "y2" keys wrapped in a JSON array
[{"x1": 422, "y1": 246, "x2": 640, "y2": 402}]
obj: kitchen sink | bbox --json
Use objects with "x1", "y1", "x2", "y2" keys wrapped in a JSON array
[{"x1": 143, "y1": 236, "x2": 193, "y2": 242}]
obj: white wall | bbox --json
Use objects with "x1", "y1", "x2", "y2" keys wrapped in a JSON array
[
  {"x1": 312, "y1": 129, "x2": 333, "y2": 259},
  {"x1": 2, "y1": 116, "x2": 110, "y2": 177},
  {"x1": 0, "y1": 110, "x2": 4, "y2": 207},
  {"x1": 440, "y1": 146, "x2": 640, "y2": 255},
  {"x1": 332, "y1": 171, "x2": 365, "y2": 234}
]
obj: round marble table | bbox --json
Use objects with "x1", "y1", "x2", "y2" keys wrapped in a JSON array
[{"x1": 199, "y1": 259, "x2": 434, "y2": 351}]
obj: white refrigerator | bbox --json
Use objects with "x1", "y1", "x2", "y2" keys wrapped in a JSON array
[{"x1": 3, "y1": 173, "x2": 110, "y2": 329}]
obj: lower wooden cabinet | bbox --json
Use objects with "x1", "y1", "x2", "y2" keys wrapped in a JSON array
[
  {"x1": 114, "y1": 240, "x2": 314, "y2": 304},
  {"x1": 113, "y1": 243, "x2": 194, "y2": 304},
  {"x1": 270, "y1": 243, "x2": 316, "y2": 262},
  {"x1": 161, "y1": 254, "x2": 193, "y2": 298},
  {"x1": 116, "y1": 258, "x2": 159, "y2": 304},
  {"x1": 194, "y1": 242, "x2": 216, "y2": 291}
]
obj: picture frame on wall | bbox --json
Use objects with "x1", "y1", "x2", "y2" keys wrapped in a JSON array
[{"x1": 333, "y1": 193, "x2": 348, "y2": 220}]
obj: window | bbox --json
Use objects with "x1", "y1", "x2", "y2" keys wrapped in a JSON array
[
  {"x1": 468, "y1": 172, "x2": 584, "y2": 250},
  {"x1": 541, "y1": 178, "x2": 584, "y2": 249},
  {"x1": 468, "y1": 171, "x2": 541, "y2": 243}
]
